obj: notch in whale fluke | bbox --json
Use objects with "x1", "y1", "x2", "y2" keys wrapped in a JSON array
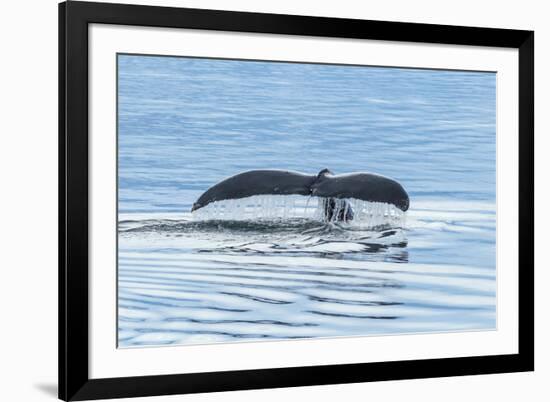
[{"x1": 191, "y1": 169, "x2": 409, "y2": 215}]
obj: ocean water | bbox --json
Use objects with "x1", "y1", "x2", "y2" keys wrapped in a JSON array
[{"x1": 117, "y1": 54, "x2": 496, "y2": 347}]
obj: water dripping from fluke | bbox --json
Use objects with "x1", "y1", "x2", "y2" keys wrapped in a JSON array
[{"x1": 191, "y1": 195, "x2": 406, "y2": 230}]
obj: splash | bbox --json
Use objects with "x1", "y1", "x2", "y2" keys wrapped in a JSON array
[{"x1": 191, "y1": 195, "x2": 406, "y2": 229}]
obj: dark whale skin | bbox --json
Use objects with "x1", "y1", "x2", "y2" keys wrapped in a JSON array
[
  {"x1": 192, "y1": 170, "x2": 316, "y2": 212},
  {"x1": 311, "y1": 170, "x2": 409, "y2": 212},
  {"x1": 191, "y1": 169, "x2": 409, "y2": 214}
]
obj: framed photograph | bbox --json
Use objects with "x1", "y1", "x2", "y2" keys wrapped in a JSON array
[{"x1": 59, "y1": 1, "x2": 534, "y2": 400}]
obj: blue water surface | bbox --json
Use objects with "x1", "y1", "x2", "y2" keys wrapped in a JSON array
[{"x1": 117, "y1": 54, "x2": 496, "y2": 347}]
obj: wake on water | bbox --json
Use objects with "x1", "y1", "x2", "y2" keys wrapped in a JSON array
[
  {"x1": 119, "y1": 195, "x2": 408, "y2": 262},
  {"x1": 117, "y1": 198, "x2": 496, "y2": 347}
]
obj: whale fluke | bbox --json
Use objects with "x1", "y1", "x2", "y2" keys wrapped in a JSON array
[
  {"x1": 311, "y1": 169, "x2": 409, "y2": 212},
  {"x1": 191, "y1": 169, "x2": 409, "y2": 220},
  {"x1": 191, "y1": 170, "x2": 315, "y2": 212}
]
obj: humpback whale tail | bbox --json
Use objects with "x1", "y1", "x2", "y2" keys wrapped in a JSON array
[{"x1": 191, "y1": 168, "x2": 409, "y2": 223}]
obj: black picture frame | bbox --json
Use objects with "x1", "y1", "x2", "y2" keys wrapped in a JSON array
[{"x1": 59, "y1": 1, "x2": 534, "y2": 400}]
